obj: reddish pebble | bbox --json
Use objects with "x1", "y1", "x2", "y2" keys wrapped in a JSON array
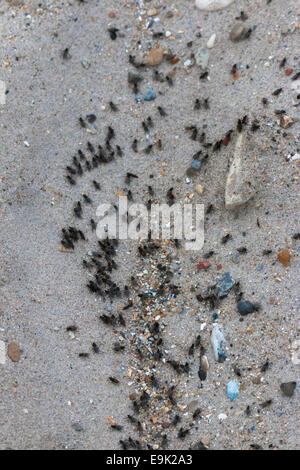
[
  {"x1": 197, "y1": 261, "x2": 211, "y2": 270},
  {"x1": 285, "y1": 68, "x2": 293, "y2": 76},
  {"x1": 217, "y1": 264, "x2": 222, "y2": 270},
  {"x1": 162, "y1": 422, "x2": 170, "y2": 429},
  {"x1": 108, "y1": 11, "x2": 116, "y2": 18},
  {"x1": 277, "y1": 249, "x2": 290, "y2": 267}
]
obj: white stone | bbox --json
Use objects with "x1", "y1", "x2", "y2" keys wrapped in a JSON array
[
  {"x1": 218, "y1": 413, "x2": 227, "y2": 421},
  {"x1": 0, "y1": 340, "x2": 5, "y2": 365},
  {"x1": 195, "y1": 184, "x2": 204, "y2": 195},
  {"x1": 195, "y1": 0, "x2": 236, "y2": 11},
  {"x1": 207, "y1": 33, "x2": 216, "y2": 48}
]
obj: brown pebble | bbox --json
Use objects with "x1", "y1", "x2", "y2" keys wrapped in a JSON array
[
  {"x1": 162, "y1": 422, "x2": 170, "y2": 429},
  {"x1": 148, "y1": 9, "x2": 158, "y2": 17},
  {"x1": 279, "y1": 115, "x2": 294, "y2": 129},
  {"x1": 108, "y1": 12, "x2": 116, "y2": 18},
  {"x1": 145, "y1": 47, "x2": 164, "y2": 66},
  {"x1": 252, "y1": 375, "x2": 262, "y2": 385},
  {"x1": 277, "y1": 249, "x2": 290, "y2": 266},
  {"x1": 129, "y1": 393, "x2": 136, "y2": 401},
  {"x1": 8, "y1": 342, "x2": 21, "y2": 362}
]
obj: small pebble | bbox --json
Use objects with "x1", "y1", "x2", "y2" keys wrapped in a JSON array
[
  {"x1": 148, "y1": 9, "x2": 158, "y2": 17},
  {"x1": 231, "y1": 252, "x2": 240, "y2": 264},
  {"x1": 218, "y1": 413, "x2": 227, "y2": 421},
  {"x1": 229, "y1": 24, "x2": 246, "y2": 42},
  {"x1": 194, "y1": 184, "x2": 204, "y2": 195},
  {"x1": 215, "y1": 272, "x2": 235, "y2": 297},
  {"x1": 277, "y1": 249, "x2": 290, "y2": 266},
  {"x1": 7, "y1": 341, "x2": 21, "y2": 362},
  {"x1": 237, "y1": 301, "x2": 259, "y2": 315},
  {"x1": 72, "y1": 423, "x2": 84, "y2": 432},
  {"x1": 145, "y1": 47, "x2": 164, "y2": 66},
  {"x1": 195, "y1": 47, "x2": 210, "y2": 69},
  {"x1": 197, "y1": 261, "x2": 211, "y2": 270}
]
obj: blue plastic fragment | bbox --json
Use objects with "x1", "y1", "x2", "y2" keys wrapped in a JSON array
[
  {"x1": 190, "y1": 159, "x2": 202, "y2": 170},
  {"x1": 227, "y1": 380, "x2": 240, "y2": 401},
  {"x1": 140, "y1": 86, "x2": 156, "y2": 101},
  {"x1": 215, "y1": 272, "x2": 235, "y2": 297}
]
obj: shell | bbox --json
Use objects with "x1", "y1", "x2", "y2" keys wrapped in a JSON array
[{"x1": 195, "y1": 0, "x2": 236, "y2": 11}]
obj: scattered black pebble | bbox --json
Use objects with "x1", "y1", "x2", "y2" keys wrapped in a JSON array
[{"x1": 237, "y1": 301, "x2": 260, "y2": 315}]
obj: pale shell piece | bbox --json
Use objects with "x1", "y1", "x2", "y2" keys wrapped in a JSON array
[{"x1": 195, "y1": 0, "x2": 236, "y2": 12}]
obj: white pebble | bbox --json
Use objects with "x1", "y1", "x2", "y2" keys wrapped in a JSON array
[{"x1": 218, "y1": 413, "x2": 227, "y2": 421}]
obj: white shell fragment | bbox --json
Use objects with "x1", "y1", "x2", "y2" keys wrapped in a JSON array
[
  {"x1": 206, "y1": 33, "x2": 216, "y2": 48},
  {"x1": 225, "y1": 132, "x2": 256, "y2": 209},
  {"x1": 195, "y1": 0, "x2": 236, "y2": 11},
  {"x1": 211, "y1": 324, "x2": 227, "y2": 362}
]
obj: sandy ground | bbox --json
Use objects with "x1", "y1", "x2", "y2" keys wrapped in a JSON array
[{"x1": 0, "y1": 0, "x2": 299, "y2": 450}]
